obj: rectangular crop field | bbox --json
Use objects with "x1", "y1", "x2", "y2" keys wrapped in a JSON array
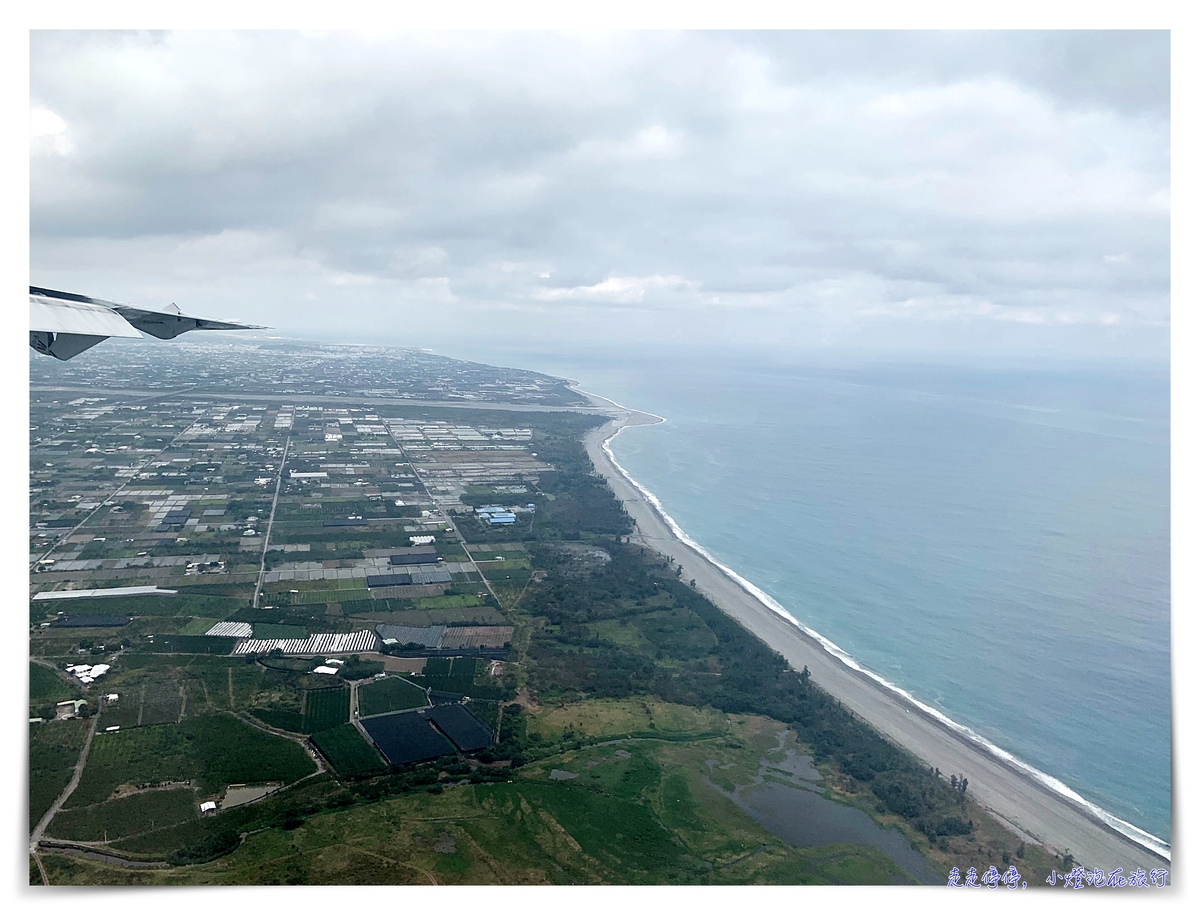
[
  {"x1": 357, "y1": 677, "x2": 427, "y2": 717},
  {"x1": 47, "y1": 787, "x2": 198, "y2": 843},
  {"x1": 140, "y1": 684, "x2": 184, "y2": 726},
  {"x1": 414, "y1": 658, "x2": 501, "y2": 698},
  {"x1": 303, "y1": 687, "x2": 350, "y2": 731},
  {"x1": 98, "y1": 698, "x2": 141, "y2": 730},
  {"x1": 311, "y1": 724, "x2": 387, "y2": 777},
  {"x1": 360, "y1": 711, "x2": 453, "y2": 765},
  {"x1": 66, "y1": 713, "x2": 316, "y2": 807},
  {"x1": 144, "y1": 635, "x2": 237, "y2": 655},
  {"x1": 252, "y1": 623, "x2": 308, "y2": 639}
]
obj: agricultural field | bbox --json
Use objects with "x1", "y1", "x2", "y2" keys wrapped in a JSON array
[
  {"x1": 526, "y1": 697, "x2": 729, "y2": 745},
  {"x1": 32, "y1": 593, "x2": 246, "y2": 620},
  {"x1": 48, "y1": 787, "x2": 199, "y2": 843},
  {"x1": 411, "y1": 593, "x2": 485, "y2": 610},
  {"x1": 304, "y1": 688, "x2": 351, "y2": 731},
  {"x1": 345, "y1": 605, "x2": 507, "y2": 628},
  {"x1": 310, "y1": 724, "x2": 388, "y2": 778},
  {"x1": 29, "y1": 662, "x2": 80, "y2": 718},
  {"x1": 65, "y1": 714, "x2": 316, "y2": 808},
  {"x1": 252, "y1": 623, "x2": 308, "y2": 639},
  {"x1": 410, "y1": 657, "x2": 502, "y2": 699},
  {"x1": 30, "y1": 719, "x2": 89, "y2": 831},
  {"x1": 251, "y1": 687, "x2": 349, "y2": 734},
  {"x1": 357, "y1": 677, "x2": 427, "y2": 717}
]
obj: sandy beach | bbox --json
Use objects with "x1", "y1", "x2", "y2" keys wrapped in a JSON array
[{"x1": 581, "y1": 401, "x2": 1169, "y2": 876}]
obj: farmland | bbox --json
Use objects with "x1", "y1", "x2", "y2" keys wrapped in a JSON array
[
  {"x1": 311, "y1": 724, "x2": 388, "y2": 778},
  {"x1": 357, "y1": 676, "x2": 427, "y2": 717},
  {"x1": 28, "y1": 369, "x2": 1051, "y2": 887},
  {"x1": 29, "y1": 662, "x2": 79, "y2": 718},
  {"x1": 411, "y1": 657, "x2": 501, "y2": 698},
  {"x1": 48, "y1": 787, "x2": 199, "y2": 842},
  {"x1": 30, "y1": 719, "x2": 89, "y2": 831},
  {"x1": 66, "y1": 714, "x2": 316, "y2": 807},
  {"x1": 251, "y1": 687, "x2": 349, "y2": 734}
]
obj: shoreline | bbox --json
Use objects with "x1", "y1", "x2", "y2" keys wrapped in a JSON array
[{"x1": 574, "y1": 389, "x2": 1170, "y2": 872}]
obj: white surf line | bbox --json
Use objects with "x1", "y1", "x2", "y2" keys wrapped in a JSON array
[
  {"x1": 570, "y1": 385, "x2": 666, "y2": 425},
  {"x1": 597, "y1": 413, "x2": 1171, "y2": 863}
]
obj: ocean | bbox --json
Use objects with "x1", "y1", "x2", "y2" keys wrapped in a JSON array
[{"x1": 451, "y1": 344, "x2": 1172, "y2": 848}]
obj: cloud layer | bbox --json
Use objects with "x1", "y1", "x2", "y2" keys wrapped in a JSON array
[{"x1": 31, "y1": 30, "x2": 1169, "y2": 360}]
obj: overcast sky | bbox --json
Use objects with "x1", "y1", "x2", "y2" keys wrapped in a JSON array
[{"x1": 30, "y1": 30, "x2": 1170, "y2": 363}]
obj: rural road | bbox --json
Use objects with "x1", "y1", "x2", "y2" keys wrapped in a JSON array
[{"x1": 30, "y1": 712, "x2": 99, "y2": 855}]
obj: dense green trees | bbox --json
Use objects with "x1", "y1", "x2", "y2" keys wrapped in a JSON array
[{"x1": 519, "y1": 522, "x2": 975, "y2": 842}]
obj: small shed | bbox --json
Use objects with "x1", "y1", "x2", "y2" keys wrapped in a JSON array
[{"x1": 199, "y1": 801, "x2": 218, "y2": 815}]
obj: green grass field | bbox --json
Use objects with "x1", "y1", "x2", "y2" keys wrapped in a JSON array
[
  {"x1": 98, "y1": 699, "x2": 141, "y2": 730},
  {"x1": 310, "y1": 724, "x2": 388, "y2": 777},
  {"x1": 66, "y1": 713, "x2": 316, "y2": 808},
  {"x1": 357, "y1": 676, "x2": 427, "y2": 717}
]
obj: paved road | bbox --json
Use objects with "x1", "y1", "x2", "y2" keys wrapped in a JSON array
[{"x1": 253, "y1": 435, "x2": 290, "y2": 608}]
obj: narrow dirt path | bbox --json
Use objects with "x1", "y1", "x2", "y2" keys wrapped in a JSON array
[
  {"x1": 30, "y1": 713, "x2": 99, "y2": 854},
  {"x1": 32, "y1": 851, "x2": 49, "y2": 886}
]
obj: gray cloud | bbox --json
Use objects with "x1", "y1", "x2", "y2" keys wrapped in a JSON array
[{"x1": 30, "y1": 30, "x2": 1169, "y2": 360}]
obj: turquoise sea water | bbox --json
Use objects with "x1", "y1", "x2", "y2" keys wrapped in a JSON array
[{"x1": 457, "y1": 346, "x2": 1172, "y2": 846}]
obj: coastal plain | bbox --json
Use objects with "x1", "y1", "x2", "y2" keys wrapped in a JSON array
[{"x1": 28, "y1": 341, "x2": 1156, "y2": 885}]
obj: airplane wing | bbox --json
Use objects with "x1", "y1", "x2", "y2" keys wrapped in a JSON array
[
  {"x1": 29, "y1": 286, "x2": 267, "y2": 360},
  {"x1": 29, "y1": 291, "x2": 142, "y2": 360},
  {"x1": 110, "y1": 301, "x2": 266, "y2": 340}
]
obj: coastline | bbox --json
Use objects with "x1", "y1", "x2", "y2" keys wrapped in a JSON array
[{"x1": 575, "y1": 390, "x2": 1170, "y2": 873}]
